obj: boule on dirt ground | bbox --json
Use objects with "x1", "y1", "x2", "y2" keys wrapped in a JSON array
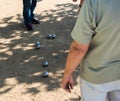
[{"x1": 0, "y1": 0, "x2": 82, "y2": 101}]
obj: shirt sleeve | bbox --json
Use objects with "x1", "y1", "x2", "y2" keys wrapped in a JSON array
[{"x1": 71, "y1": 0, "x2": 96, "y2": 44}]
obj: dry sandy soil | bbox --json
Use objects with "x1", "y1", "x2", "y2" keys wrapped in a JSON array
[{"x1": 0, "y1": 0, "x2": 82, "y2": 101}]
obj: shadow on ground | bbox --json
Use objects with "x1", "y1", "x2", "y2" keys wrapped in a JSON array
[{"x1": 0, "y1": 2, "x2": 80, "y2": 98}]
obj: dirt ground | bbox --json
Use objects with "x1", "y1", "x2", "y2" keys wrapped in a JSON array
[{"x1": 0, "y1": 0, "x2": 81, "y2": 101}]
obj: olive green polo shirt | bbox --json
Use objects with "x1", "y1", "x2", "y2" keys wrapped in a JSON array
[{"x1": 71, "y1": 0, "x2": 120, "y2": 84}]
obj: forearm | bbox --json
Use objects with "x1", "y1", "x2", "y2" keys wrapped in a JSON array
[
  {"x1": 80, "y1": 0, "x2": 84, "y2": 5},
  {"x1": 64, "y1": 41, "x2": 89, "y2": 76},
  {"x1": 79, "y1": 0, "x2": 84, "y2": 8}
]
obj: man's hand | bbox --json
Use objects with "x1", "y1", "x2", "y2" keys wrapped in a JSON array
[
  {"x1": 62, "y1": 41, "x2": 89, "y2": 93},
  {"x1": 73, "y1": 0, "x2": 77, "y2": 2},
  {"x1": 62, "y1": 74, "x2": 74, "y2": 93}
]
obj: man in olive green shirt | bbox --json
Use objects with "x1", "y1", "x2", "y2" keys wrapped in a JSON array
[{"x1": 62, "y1": 0, "x2": 120, "y2": 100}]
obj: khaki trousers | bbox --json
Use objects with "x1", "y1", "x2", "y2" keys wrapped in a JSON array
[{"x1": 80, "y1": 78, "x2": 120, "y2": 101}]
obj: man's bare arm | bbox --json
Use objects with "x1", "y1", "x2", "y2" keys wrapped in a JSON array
[
  {"x1": 64, "y1": 40, "x2": 89, "y2": 76},
  {"x1": 62, "y1": 40, "x2": 89, "y2": 92}
]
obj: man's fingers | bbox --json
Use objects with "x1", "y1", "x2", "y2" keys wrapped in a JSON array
[
  {"x1": 62, "y1": 82, "x2": 71, "y2": 93},
  {"x1": 62, "y1": 75, "x2": 74, "y2": 93},
  {"x1": 73, "y1": 0, "x2": 77, "y2": 2},
  {"x1": 66, "y1": 82, "x2": 71, "y2": 89},
  {"x1": 65, "y1": 82, "x2": 73, "y2": 92},
  {"x1": 69, "y1": 83, "x2": 73, "y2": 89}
]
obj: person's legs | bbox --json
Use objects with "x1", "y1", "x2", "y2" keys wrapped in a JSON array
[
  {"x1": 23, "y1": 0, "x2": 39, "y2": 30},
  {"x1": 80, "y1": 78, "x2": 120, "y2": 101},
  {"x1": 108, "y1": 90, "x2": 120, "y2": 101},
  {"x1": 23, "y1": 0, "x2": 32, "y2": 24},
  {"x1": 31, "y1": 0, "x2": 37, "y2": 20},
  {"x1": 80, "y1": 79, "x2": 109, "y2": 101},
  {"x1": 31, "y1": 0, "x2": 40, "y2": 24},
  {"x1": 80, "y1": 79, "x2": 108, "y2": 101},
  {"x1": 23, "y1": 0, "x2": 33, "y2": 30}
]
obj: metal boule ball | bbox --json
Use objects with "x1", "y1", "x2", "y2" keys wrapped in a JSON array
[
  {"x1": 51, "y1": 34, "x2": 56, "y2": 39},
  {"x1": 36, "y1": 41, "x2": 40, "y2": 45},
  {"x1": 42, "y1": 61, "x2": 49, "y2": 67},
  {"x1": 42, "y1": 71, "x2": 49, "y2": 77},
  {"x1": 47, "y1": 34, "x2": 52, "y2": 39},
  {"x1": 36, "y1": 44, "x2": 41, "y2": 49},
  {"x1": 35, "y1": 41, "x2": 41, "y2": 49}
]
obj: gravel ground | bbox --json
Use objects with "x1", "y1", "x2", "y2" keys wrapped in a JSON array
[{"x1": 0, "y1": 0, "x2": 82, "y2": 101}]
